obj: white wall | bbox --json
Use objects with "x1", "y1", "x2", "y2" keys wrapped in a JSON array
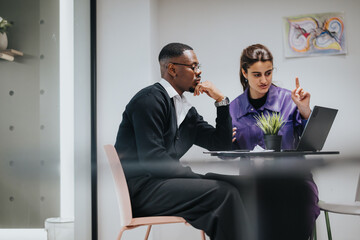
[
  {"x1": 97, "y1": 0, "x2": 156, "y2": 239},
  {"x1": 97, "y1": 0, "x2": 360, "y2": 239}
]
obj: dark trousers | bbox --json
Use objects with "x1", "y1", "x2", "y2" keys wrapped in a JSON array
[
  {"x1": 127, "y1": 173, "x2": 319, "y2": 240},
  {"x1": 205, "y1": 173, "x2": 319, "y2": 240},
  {"x1": 255, "y1": 174, "x2": 320, "y2": 240},
  {"x1": 128, "y1": 175, "x2": 251, "y2": 240}
]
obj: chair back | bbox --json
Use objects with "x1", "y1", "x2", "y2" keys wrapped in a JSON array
[
  {"x1": 104, "y1": 144, "x2": 133, "y2": 226},
  {"x1": 356, "y1": 173, "x2": 360, "y2": 202}
]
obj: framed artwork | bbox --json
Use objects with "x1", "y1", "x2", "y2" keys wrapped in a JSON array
[{"x1": 283, "y1": 12, "x2": 346, "y2": 58}]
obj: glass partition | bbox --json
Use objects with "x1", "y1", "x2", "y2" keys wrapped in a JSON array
[{"x1": 0, "y1": 0, "x2": 61, "y2": 228}]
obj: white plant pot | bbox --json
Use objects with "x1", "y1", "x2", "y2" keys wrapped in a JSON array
[{"x1": 0, "y1": 32, "x2": 8, "y2": 50}]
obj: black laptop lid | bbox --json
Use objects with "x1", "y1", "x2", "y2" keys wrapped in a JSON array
[{"x1": 296, "y1": 106, "x2": 338, "y2": 151}]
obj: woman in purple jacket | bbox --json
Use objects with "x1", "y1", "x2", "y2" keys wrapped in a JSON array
[
  {"x1": 230, "y1": 44, "x2": 311, "y2": 150},
  {"x1": 230, "y1": 44, "x2": 319, "y2": 240}
]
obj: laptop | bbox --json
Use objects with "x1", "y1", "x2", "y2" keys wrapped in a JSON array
[{"x1": 287, "y1": 105, "x2": 338, "y2": 152}]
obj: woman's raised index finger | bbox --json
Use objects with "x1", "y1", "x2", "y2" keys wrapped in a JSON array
[{"x1": 295, "y1": 77, "x2": 300, "y2": 88}]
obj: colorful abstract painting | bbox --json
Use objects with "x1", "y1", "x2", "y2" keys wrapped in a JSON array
[{"x1": 283, "y1": 12, "x2": 346, "y2": 58}]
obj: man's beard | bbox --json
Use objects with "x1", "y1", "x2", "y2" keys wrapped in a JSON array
[{"x1": 189, "y1": 87, "x2": 195, "y2": 93}]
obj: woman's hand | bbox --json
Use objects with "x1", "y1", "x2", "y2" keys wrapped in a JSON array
[
  {"x1": 291, "y1": 77, "x2": 311, "y2": 119},
  {"x1": 232, "y1": 127, "x2": 237, "y2": 142}
]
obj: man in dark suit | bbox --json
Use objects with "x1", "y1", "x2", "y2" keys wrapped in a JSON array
[{"x1": 115, "y1": 42, "x2": 250, "y2": 240}]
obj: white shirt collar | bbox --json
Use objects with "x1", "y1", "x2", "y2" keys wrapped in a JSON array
[
  {"x1": 159, "y1": 78, "x2": 178, "y2": 98},
  {"x1": 158, "y1": 78, "x2": 192, "y2": 127}
]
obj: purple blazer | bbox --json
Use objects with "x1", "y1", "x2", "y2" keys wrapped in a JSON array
[{"x1": 230, "y1": 85, "x2": 307, "y2": 150}]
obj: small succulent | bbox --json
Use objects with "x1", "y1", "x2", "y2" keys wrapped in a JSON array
[
  {"x1": 0, "y1": 17, "x2": 12, "y2": 34},
  {"x1": 254, "y1": 112, "x2": 285, "y2": 135}
]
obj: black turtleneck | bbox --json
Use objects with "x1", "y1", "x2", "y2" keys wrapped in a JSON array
[{"x1": 249, "y1": 92, "x2": 268, "y2": 109}]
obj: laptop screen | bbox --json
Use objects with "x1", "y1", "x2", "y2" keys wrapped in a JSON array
[{"x1": 296, "y1": 105, "x2": 338, "y2": 151}]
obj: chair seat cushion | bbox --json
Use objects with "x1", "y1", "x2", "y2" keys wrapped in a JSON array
[{"x1": 318, "y1": 200, "x2": 360, "y2": 215}]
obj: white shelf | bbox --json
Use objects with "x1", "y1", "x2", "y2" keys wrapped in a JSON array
[{"x1": 0, "y1": 49, "x2": 23, "y2": 61}]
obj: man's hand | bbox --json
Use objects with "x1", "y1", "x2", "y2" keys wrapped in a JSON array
[
  {"x1": 193, "y1": 81, "x2": 224, "y2": 102},
  {"x1": 232, "y1": 127, "x2": 237, "y2": 142},
  {"x1": 291, "y1": 77, "x2": 311, "y2": 119}
]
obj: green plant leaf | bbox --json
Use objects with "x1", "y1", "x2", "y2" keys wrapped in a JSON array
[
  {"x1": 254, "y1": 112, "x2": 285, "y2": 135},
  {"x1": 0, "y1": 17, "x2": 12, "y2": 34}
]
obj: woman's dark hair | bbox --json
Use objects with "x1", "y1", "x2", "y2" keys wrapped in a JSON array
[{"x1": 240, "y1": 44, "x2": 273, "y2": 91}]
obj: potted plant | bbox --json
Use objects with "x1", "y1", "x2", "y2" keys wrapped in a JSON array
[
  {"x1": 254, "y1": 112, "x2": 285, "y2": 151},
  {"x1": 0, "y1": 16, "x2": 12, "y2": 50}
]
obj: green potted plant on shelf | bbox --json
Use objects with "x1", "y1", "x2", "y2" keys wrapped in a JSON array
[
  {"x1": 0, "y1": 16, "x2": 12, "y2": 50},
  {"x1": 254, "y1": 112, "x2": 285, "y2": 151}
]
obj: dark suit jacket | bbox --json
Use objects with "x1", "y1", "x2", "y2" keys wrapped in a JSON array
[{"x1": 115, "y1": 82, "x2": 232, "y2": 179}]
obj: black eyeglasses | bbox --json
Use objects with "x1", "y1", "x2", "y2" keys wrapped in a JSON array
[{"x1": 169, "y1": 62, "x2": 201, "y2": 72}]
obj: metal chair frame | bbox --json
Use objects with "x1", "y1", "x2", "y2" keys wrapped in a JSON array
[{"x1": 312, "y1": 174, "x2": 360, "y2": 240}]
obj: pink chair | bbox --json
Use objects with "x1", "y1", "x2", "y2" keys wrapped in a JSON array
[{"x1": 104, "y1": 144, "x2": 206, "y2": 240}]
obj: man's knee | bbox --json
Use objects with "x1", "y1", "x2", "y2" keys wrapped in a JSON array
[{"x1": 207, "y1": 180, "x2": 241, "y2": 206}]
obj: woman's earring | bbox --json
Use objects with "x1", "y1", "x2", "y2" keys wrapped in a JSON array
[{"x1": 245, "y1": 78, "x2": 248, "y2": 83}]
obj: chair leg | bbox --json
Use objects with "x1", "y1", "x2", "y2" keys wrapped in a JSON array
[
  {"x1": 200, "y1": 230, "x2": 206, "y2": 240},
  {"x1": 324, "y1": 211, "x2": 332, "y2": 240},
  {"x1": 309, "y1": 222, "x2": 316, "y2": 240},
  {"x1": 144, "y1": 225, "x2": 152, "y2": 240},
  {"x1": 312, "y1": 221, "x2": 317, "y2": 240},
  {"x1": 117, "y1": 227, "x2": 126, "y2": 240}
]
